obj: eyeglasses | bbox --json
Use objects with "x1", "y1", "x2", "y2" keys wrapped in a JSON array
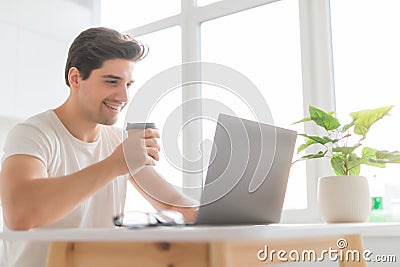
[{"x1": 113, "y1": 210, "x2": 185, "y2": 228}]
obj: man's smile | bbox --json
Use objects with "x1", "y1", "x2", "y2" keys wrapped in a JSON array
[{"x1": 102, "y1": 101, "x2": 125, "y2": 113}]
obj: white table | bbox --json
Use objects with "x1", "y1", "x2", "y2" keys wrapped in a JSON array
[{"x1": 1, "y1": 223, "x2": 399, "y2": 267}]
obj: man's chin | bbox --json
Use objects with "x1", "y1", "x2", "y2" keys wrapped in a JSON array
[{"x1": 98, "y1": 116, "x2": 119, "y2": 126}]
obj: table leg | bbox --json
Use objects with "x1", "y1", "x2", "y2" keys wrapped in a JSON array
[{"x1": 339, "y1": 235, "x2": 367, "y2": 267}]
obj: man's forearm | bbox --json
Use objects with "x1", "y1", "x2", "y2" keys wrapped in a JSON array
[
  {"x1": 1, "y1": 156, "x2": 120, "y2": 230},
  {"x1": 129, "y1": 166, "x2": 199, "y2": 222}
]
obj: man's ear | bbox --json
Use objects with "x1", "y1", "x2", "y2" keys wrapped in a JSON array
[{"x1": 68, "y1": 67, "x2": 81, "y2": 89}]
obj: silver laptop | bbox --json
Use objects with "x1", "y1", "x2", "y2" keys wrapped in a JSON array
[{"x1": 194, "y1": 113, "x2": 297, "y2": 225}]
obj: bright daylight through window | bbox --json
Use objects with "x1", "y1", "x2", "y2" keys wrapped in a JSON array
[
  {"x1": 101, "y1": 0, "x2": 307, "y2": 215},
  {"x1": 330, "y1": 0, "x2": 400, "y2": 222},
  {"x1": 200, "y1": 0, "x2": 305, "y2": 209}
]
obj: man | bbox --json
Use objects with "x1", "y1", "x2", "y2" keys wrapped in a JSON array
[{"x1": 0, "y1": 27, "x2": 197, "y2": 267}]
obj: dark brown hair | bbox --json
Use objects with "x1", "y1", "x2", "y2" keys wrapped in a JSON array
[{"x1": 65, "y1": 27, "x2": 146, "y2": 87}]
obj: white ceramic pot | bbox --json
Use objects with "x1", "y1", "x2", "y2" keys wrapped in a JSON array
[{"x1": 318, "y1": 175, "x2": 371, "y2": 223}]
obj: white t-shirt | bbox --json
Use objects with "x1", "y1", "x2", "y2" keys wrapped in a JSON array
[{"x1": 1, "y1": 110, "x2": 128, "y2": 267}]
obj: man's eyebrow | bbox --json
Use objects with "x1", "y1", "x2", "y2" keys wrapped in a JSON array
[
  {"x1": 101, "y1": 74, "x2": 123, "y2": 80},
  {"x1": 101, "y1": 74, "x2": 135, "y2": 83}
]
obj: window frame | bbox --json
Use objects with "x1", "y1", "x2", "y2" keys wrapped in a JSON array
[{"x1": 118, "y1": 0, "x2": 336, "y2": 223}]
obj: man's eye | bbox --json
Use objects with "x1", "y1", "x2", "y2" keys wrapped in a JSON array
[{"x1": 106, "y1": 80, "x2": 118, "y2": 84}]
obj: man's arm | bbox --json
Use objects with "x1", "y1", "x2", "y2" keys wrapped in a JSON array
[
  {"x1": 0, "y1": 154, "x2": 121, "y2": 230},
  {"x1": 129, "y1": 166, "x2": 199, "y2": 223},
  {"x1": 0, "y1": 129, "x2": 156, "y2": 230}
]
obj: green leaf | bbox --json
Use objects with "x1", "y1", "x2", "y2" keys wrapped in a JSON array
[
  {"x1": 376, "y1": 150, "x2": 400, "y2": 160},
  {"x1": 342, "y1": 122, "x2": 354, "y2": 132},
  {"x1": 309, "y1": 105, "x2": 340, "y2": 131},
  {"x1": 348, "y1": 167, "x2": 361, "y2": 176},
  {"x1": 347, "y1": 153, "x2": 361, "y2": 175},
  {"x1": 292, "y1": 117, "x2": 312, "y2": 125},
  {"x1": 353, "y1": 125, "x2": 368, "y2": 138},
  {"x1": 360, "y1": 148, "x2": 385, "y2": 167},
  {"x1": 301, "y1": 150, "x2": 327, "y2": 160},
  {"x1": 297, "y1": 138, "x2": 317, "y2": 154},
  {"x1": 292, "y1": 111, "x2": 335, "y2": 125},
  {"x1": 361, "y1": 147, "x2": 377, "y2": 159},
  {"x1": 323, "y1": 136, "x2": 340, "y2": 144},
  {"x1": 332, "y1": 144, "x2": 361, "y2": 155},
  {"x1": 375, "y1": 150, "x2": 400, "y2": 163},
  {"x1": 350, "y1": 105, "x2": 393, "y2": 138},
  {"x1": 362, "y1": 148, "x2": 400, "y2": 165},
  {"x1": 331, "y1": 155, "x2": 346, "y2": 176},
  {"x1": 298, "y1": 134, "x2": 339, "y2": 145}
]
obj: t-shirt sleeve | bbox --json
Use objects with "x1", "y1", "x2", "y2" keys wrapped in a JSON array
[{"x1": 1, "y1": 123, "x2": 52, "y2": 169}]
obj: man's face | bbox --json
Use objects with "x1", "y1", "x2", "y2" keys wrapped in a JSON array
[{"x1": 78, "y1": 58, "x2": 135, "y2": 125}]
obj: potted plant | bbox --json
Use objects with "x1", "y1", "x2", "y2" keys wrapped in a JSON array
[{"x1": 293, "y1": 105, "x2": 400, "y2": 223}]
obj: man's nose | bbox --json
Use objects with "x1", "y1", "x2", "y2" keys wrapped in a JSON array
[{"x1": 116, "y1": 84, "x2": 129, "y2": 103}]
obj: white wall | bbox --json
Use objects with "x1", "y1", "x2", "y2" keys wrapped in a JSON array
[
  {"x1": 0, "y1": 0, "x2": 96, "y2": 119},
  {"x1": 0, "y1": 0, "x2": 96, "y2": 227},
  {"x1": 0, "y1": 1, "x2": 96, "y2": 264}
]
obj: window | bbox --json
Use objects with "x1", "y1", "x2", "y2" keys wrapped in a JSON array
[
  {"x1": 101, "y1": 0, "x2": 327, "y2": 219},
  {"x1": 132, "y1": 26, "x2": 183, "y2": 185},
  {"x1": 124, "y1": 27, "x2": 183, "y2": 212},
  {"x1": 101, "y1": 0, "x2": 180, "y2": 31},
  {"x1": 330, "y1": 0, "x2": 400, "y2": 221},
  {"x1": 201, "y1": 0, "x2": 306, "y2": 209}
]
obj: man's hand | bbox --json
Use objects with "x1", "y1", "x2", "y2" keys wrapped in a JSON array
[
  {"x1": 144, "y1": 128, "x2": 161, "y2": 165},
  {"x1": 109, "y1": 128, "x2": 160, "y2": 176}
]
